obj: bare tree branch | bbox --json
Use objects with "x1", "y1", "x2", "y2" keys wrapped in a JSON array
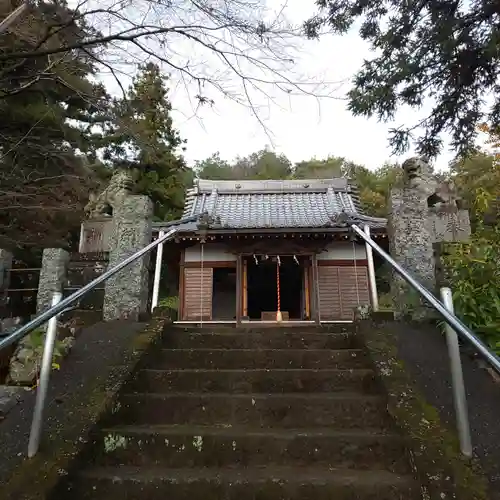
[
  {"x1": 0, "y1": 0, "x2": 344, "y2": 249},
  {"x1": 1, "y1": 0, "x2": 340, "y2": 109}
]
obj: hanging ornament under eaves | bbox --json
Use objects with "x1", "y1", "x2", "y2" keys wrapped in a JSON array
[{"x1": 276, "y1": 255, "x2": 282, "y2": 323}]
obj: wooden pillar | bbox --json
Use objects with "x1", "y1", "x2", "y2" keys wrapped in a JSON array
[
  {"x1": 242, "y1": 258, "x2": 248, "y2": 318},
  {"x1": 311, "y1": 254, "x2": 320, "y2": 324},
  {"x1": 303, "y1": 262, "x2": 311, "y2": 320},
  {"x1": 236, "y1": 254, "x2": 243, "y2": 325},
  {"x1": 178, "y1": 250, "x2": 185, "y2": 320}
]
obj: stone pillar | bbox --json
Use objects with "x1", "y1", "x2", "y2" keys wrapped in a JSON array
[
  {"x1": 36, "y1": 248, "x2": 70, "y2": 314},
  {"x1": 0, "y1": 249, "x2": 13, "y2": 290},
  {"x1": 387, "y1": 158, "x2": 437, "y2": 319},
  {"x1": 0, "y1": 249, "x2": 13, "y2": 316},
  {"x1": 103, "y1": 195, "x2": 153, "y2": 321}
]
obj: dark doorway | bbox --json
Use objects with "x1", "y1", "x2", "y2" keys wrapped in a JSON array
[
  {"x1": 212, "y1": 267, "x2": 237, "y2": 320},
  {"x1": 246, "y1": 256, "x2": 303, "y2": 320}
]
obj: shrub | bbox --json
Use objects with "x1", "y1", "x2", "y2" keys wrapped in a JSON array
[{"x1": 444, "y1": 189, "x2": 500, "y2": 355}]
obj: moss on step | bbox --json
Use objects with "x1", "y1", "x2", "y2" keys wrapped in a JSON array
[
  {"x1": 1, "y1": 310, "x2": 171, "y2": 500},
  {"x1": 358, "y1": 320, "x2": 489, "y2": 500}
]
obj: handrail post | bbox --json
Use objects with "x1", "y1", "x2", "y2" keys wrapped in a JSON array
[
  {"x1": 440, "y1": 287, "x2": 473, "y2": 458},
  {"x1": 27, "y1": 291, "x2": 63, "y2": 458},
  {"x1": 151, "y1": 230, "x2": 165, "y2": 311},
  {"x1": 364, "y1": 225, "x2": 379, "y2": 311}
]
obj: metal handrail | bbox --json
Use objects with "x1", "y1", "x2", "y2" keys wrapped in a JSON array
[
  {"x1": 0, "y1": 214, "x2": 198, "y2": 352},
  {"x1": 351, "y1": 224, "x2": 500, "y2": 375},
  {"x1": 4, "y1": 216, "x2": 496, "y2": 460},
  {"x1": 352, "y1": 223, "x2": 500, "y2": 458},
  {"x1": 0, "y1": 214, "x2": 198, "y2": 458}
]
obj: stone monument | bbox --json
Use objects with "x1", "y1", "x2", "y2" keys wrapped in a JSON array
[
  {"x1": 84, "y1": 169, "x2": 134, "y2": 219},
  {"x1": 81, "y1": 168, "x2": 154, "y2": 321},
  {"x1": 80, "y1": 169, "x2": 134, "y2": 253},
  {"x1": 388, "y1": 157, "x2": 471, "y2": 319},
  {"x1": 388, "y1": 158, "x2": 439, "y2": 319},
  {"x1": 429, "y1": 181, "x2": 471, "y2": 290},
  {"x1": 103, "y1": 195, "x2": 153, "y2": 321},
  {"x1": 427, "y1": 180, "x2": 471, "y2": 243}
]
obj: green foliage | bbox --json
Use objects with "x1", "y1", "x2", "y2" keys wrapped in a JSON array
[
  {"x1": 94, "y1": 63, "x2": 189, "y2": 221},
  {"x1": 444, "y1": 188, "x2": 500, "y2": 354},
  {"x1": 234, "y1": 148, "x2": 292, "y2": 180},
  {"x1": 375, "y1": 262, "x2": 392, "y2": 295},
  {"x1": 158, "y1": 296, "x2": 179, "y2": 310},
  {"x1": 306, "y1": 0, "x2": 500, "y2": 158},
  {"x1": 293, "y1": 156, "x2": 344, "y2": 179},
  {"x1": 446, "y1": 239, "x2": 500, "y2": 355},
  {"x1": 194, "y1": 153, "x2": 234, "y2": 180},
  {"x1": 444, "y1": 148, "x2": 500, "y2": 353},
  {"x1": 450, "y1": 152, "x2": 500, "y2": 228},
  {"x1": 349, "y1": 162, "x2": 401, "y2": 217},
  {"x1": 401, "y1": 288, "x2": 425, "y2": 317},
  {"x1": 23, "y1": 329, "x2": 65, "y2": 371},
  {"x1": 194, "y1": 148, "x2": 292, "y2": 181},
  {"x1": 293, "y1": 156, "x2": 400, "y2": 217},
  {"x1": 378, "y1": 293, "x2": 394, "y2": 312},
  {"x1": 0, "y1": 0, "x2": 105, "y2": 249}
]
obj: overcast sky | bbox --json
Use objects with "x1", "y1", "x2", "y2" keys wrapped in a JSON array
[
  {"x1": 91, "y1": 0, "x2": 457, "y2": 172},
  {"x1": 164, "y1": 0, "x2": 455, "y2": 172}
]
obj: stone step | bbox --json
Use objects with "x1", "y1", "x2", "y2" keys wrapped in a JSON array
[
  {"x1": 105, "y1": 392, "x2": 389, "y2": 428},
  {"x1": 169, "y1": 324, "x2": 354, "y2": 335},
  {"x1": 129, "y1": 368, "x2": 379, "y2": 394},
  {"x1": 163, "y1": 331, "x2": 359, "y2": 350},
  {"x1": 146, "y1": 348, "x2": 369, "y2": 370},
  {"x1": 67, "y1": 466, "x2": 419, "y2": 500},
  {"x1": 59, "y1": 308, "x2": 103, "y2": 326},
  {"x1": 91, "y1": 425, "x2": 410, "y2": 473}
]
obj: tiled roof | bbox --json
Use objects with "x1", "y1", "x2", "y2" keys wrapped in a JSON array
[{"x1": 178, "y1": 178, "x2": 386, "y2": 230}]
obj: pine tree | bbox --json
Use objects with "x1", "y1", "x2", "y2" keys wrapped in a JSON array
[
  {"x1": 99, "y1": 63, "x2": 189, "y2": 221},
  {"x1": 0, "y1": 0, "x2": 106, "y2": 249}
]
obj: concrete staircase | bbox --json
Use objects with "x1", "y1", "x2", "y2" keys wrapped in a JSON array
[{"x1": 56, "y1": 325, "x2": 420, "y2": 499}]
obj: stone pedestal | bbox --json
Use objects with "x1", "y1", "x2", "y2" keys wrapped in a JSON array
[
  {"x1": 388, "y1": 187, "x2": 436, "y2": 320},
  {"x1": 103, "y1": 196, "x2": 153, "y2": 321},
  {"x1": 36, "y1": 248, "x2": 70, "y2": 314}
]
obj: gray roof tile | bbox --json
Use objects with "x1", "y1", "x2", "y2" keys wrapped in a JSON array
[{"x1": 179, "y1": 178, "x2": 386, "y2": 230}]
